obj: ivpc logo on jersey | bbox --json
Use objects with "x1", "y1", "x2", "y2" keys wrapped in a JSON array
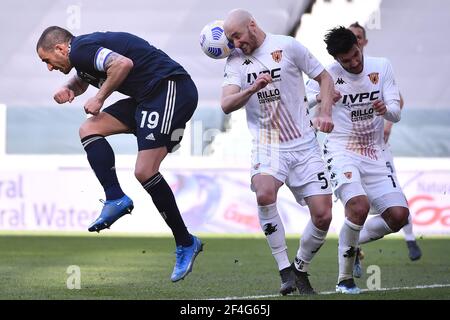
[
  {"x1": 342, "y1": 91, "x2": 380, "y2": 105},
  {"x1": 246, "y1": 68, "x2": 281, "y2": 85}
]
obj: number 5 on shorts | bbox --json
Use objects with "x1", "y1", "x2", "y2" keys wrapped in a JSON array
[{"x1": 318, "y1": 172, "x2": 329, "y2": 190}]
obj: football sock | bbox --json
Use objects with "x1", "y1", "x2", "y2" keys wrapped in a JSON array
[
  {"x1": 359, "y1": 215, "x2": 393, "y2": 244},
  {"x1": 81, "y1": 135, "x2": 125, "y2": 201},
  {"x1": 338, "y1": 218, "x2": 363, "y2": 283},
  {"x1": 402, "y1": 214, "x2": 416, "y2": 241},
  {"x1": 294, "y1": 220, "x2": 328, "y2": 273},
  {"x1": 142, "y1": 172, "x2": 191, "y2": 247},
  {"x1": 258, "y1": 203, "x2": 290, "y2": 270}
]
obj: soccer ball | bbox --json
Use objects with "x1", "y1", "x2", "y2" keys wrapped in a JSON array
[{"x1": 199, "y1": 20, "x2": 234, "y2": 59}]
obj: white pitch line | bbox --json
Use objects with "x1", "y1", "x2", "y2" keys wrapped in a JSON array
[{"x1": 206, "y1": 283, "x2": 450, "y2": 300}]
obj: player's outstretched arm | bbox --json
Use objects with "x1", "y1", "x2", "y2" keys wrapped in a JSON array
[{"x1": 221, "y1": 73, "x2": 272, "y2": 114}]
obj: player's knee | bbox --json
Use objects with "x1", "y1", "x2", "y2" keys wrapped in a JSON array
[
  {"x1": 79, "y1": 120, "x2": 99, "y2": 138},
  {"x1": 79, "y1": 122, "x2": 90, "y2": 138},
  {"x1": 134, "y1": 166, "x2": 159, "y2": 183},
  {"x1": 345, "y1": 196, "x2": 370, "y2": 224},
  {"x1": 134, "y1": 169, "x2": 146, "y2": 183},
  {"x1": 312, "y1": 212, "x2": 332, "y2": 230},
  {"x1": 385, "y1": 207, "x2": 410, "y2": 232},
  {"x1": 255, "y1": 189, "x2": 277, "y2": 206},
  {"x1": 311, "y1": 204, "x2": 332, "y2": 230}
]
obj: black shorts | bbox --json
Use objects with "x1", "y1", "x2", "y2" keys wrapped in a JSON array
[{"x1": 103, "y1": 75, "x2": 198, "y2": 152}]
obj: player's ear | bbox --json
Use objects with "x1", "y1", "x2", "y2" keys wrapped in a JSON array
[
  {"x1": 248, "y1": 19, "x2": 257, "y2": 31},
  {"x1": 55, "y1": 43, "x2": 67, "y2": 55}
]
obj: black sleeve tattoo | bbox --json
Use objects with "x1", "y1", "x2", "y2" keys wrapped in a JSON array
[
  {"x1": 67, "y1": 75, "x2": 88, "y2": 96},
  {"x1": 104, "y1": 52, "x2": 121, "y2": 71}
]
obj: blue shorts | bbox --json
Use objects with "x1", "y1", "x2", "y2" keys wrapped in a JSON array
[{"x1": 103, "y1": 75, "x2": 198, "y2": 152}]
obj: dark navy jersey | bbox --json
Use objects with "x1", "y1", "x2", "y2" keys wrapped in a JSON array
[{"x1": 69, "y1": 32, "x2": 188, "y2": 102}]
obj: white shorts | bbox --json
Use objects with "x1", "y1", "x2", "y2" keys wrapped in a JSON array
[
  {"x1": 325, "y1": 152, "x2": 407, "y2": 208},
  {"x1": 251, "y1": 143, "x2": 332, "y2": 205}
]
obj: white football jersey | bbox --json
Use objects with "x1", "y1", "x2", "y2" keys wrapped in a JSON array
[
  {"x1": 306, "y1": 56, "x2": 400, "y2": 161},
  {"x1": 223, "y1": 34, "x2": 324, "y2": 151}
]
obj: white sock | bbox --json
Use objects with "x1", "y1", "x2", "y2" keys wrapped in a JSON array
[
  {"x1": 294, "y1": 220, "x2": 328, "y2": 273},
  {"x1": 258, "y1": 203, "x2": 290, "y2": 270},
  {"x1": 359, "y1": 215, "x2": 393, "y2": 244},
  {"x1": 402, "y1": 214, "x2": 416, "y2": 241},
  {"x1": 338, "y1": 218, "x2": 363, "y2": 283}
]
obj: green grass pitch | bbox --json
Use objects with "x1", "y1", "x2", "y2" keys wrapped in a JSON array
[{"x1": 0, "y1": 233, "x2": 449, "y2": 300}]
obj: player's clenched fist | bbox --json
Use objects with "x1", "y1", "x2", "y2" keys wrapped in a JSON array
[
  {"x1": 372, "y1": 99, "x2": 387, "y2": 116},
  {"x1": 53, "y1": 87, "x2": 75, "y2": 104},
  {"x1": 84, "y1": 96, "x2": 104, "y2": 116},
  {"x1": 312, "y1": 114, "x2": 334, "y2": 133},
  {"x1": 250, "y1": 73, "x2": 272, "y2": 93}
]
